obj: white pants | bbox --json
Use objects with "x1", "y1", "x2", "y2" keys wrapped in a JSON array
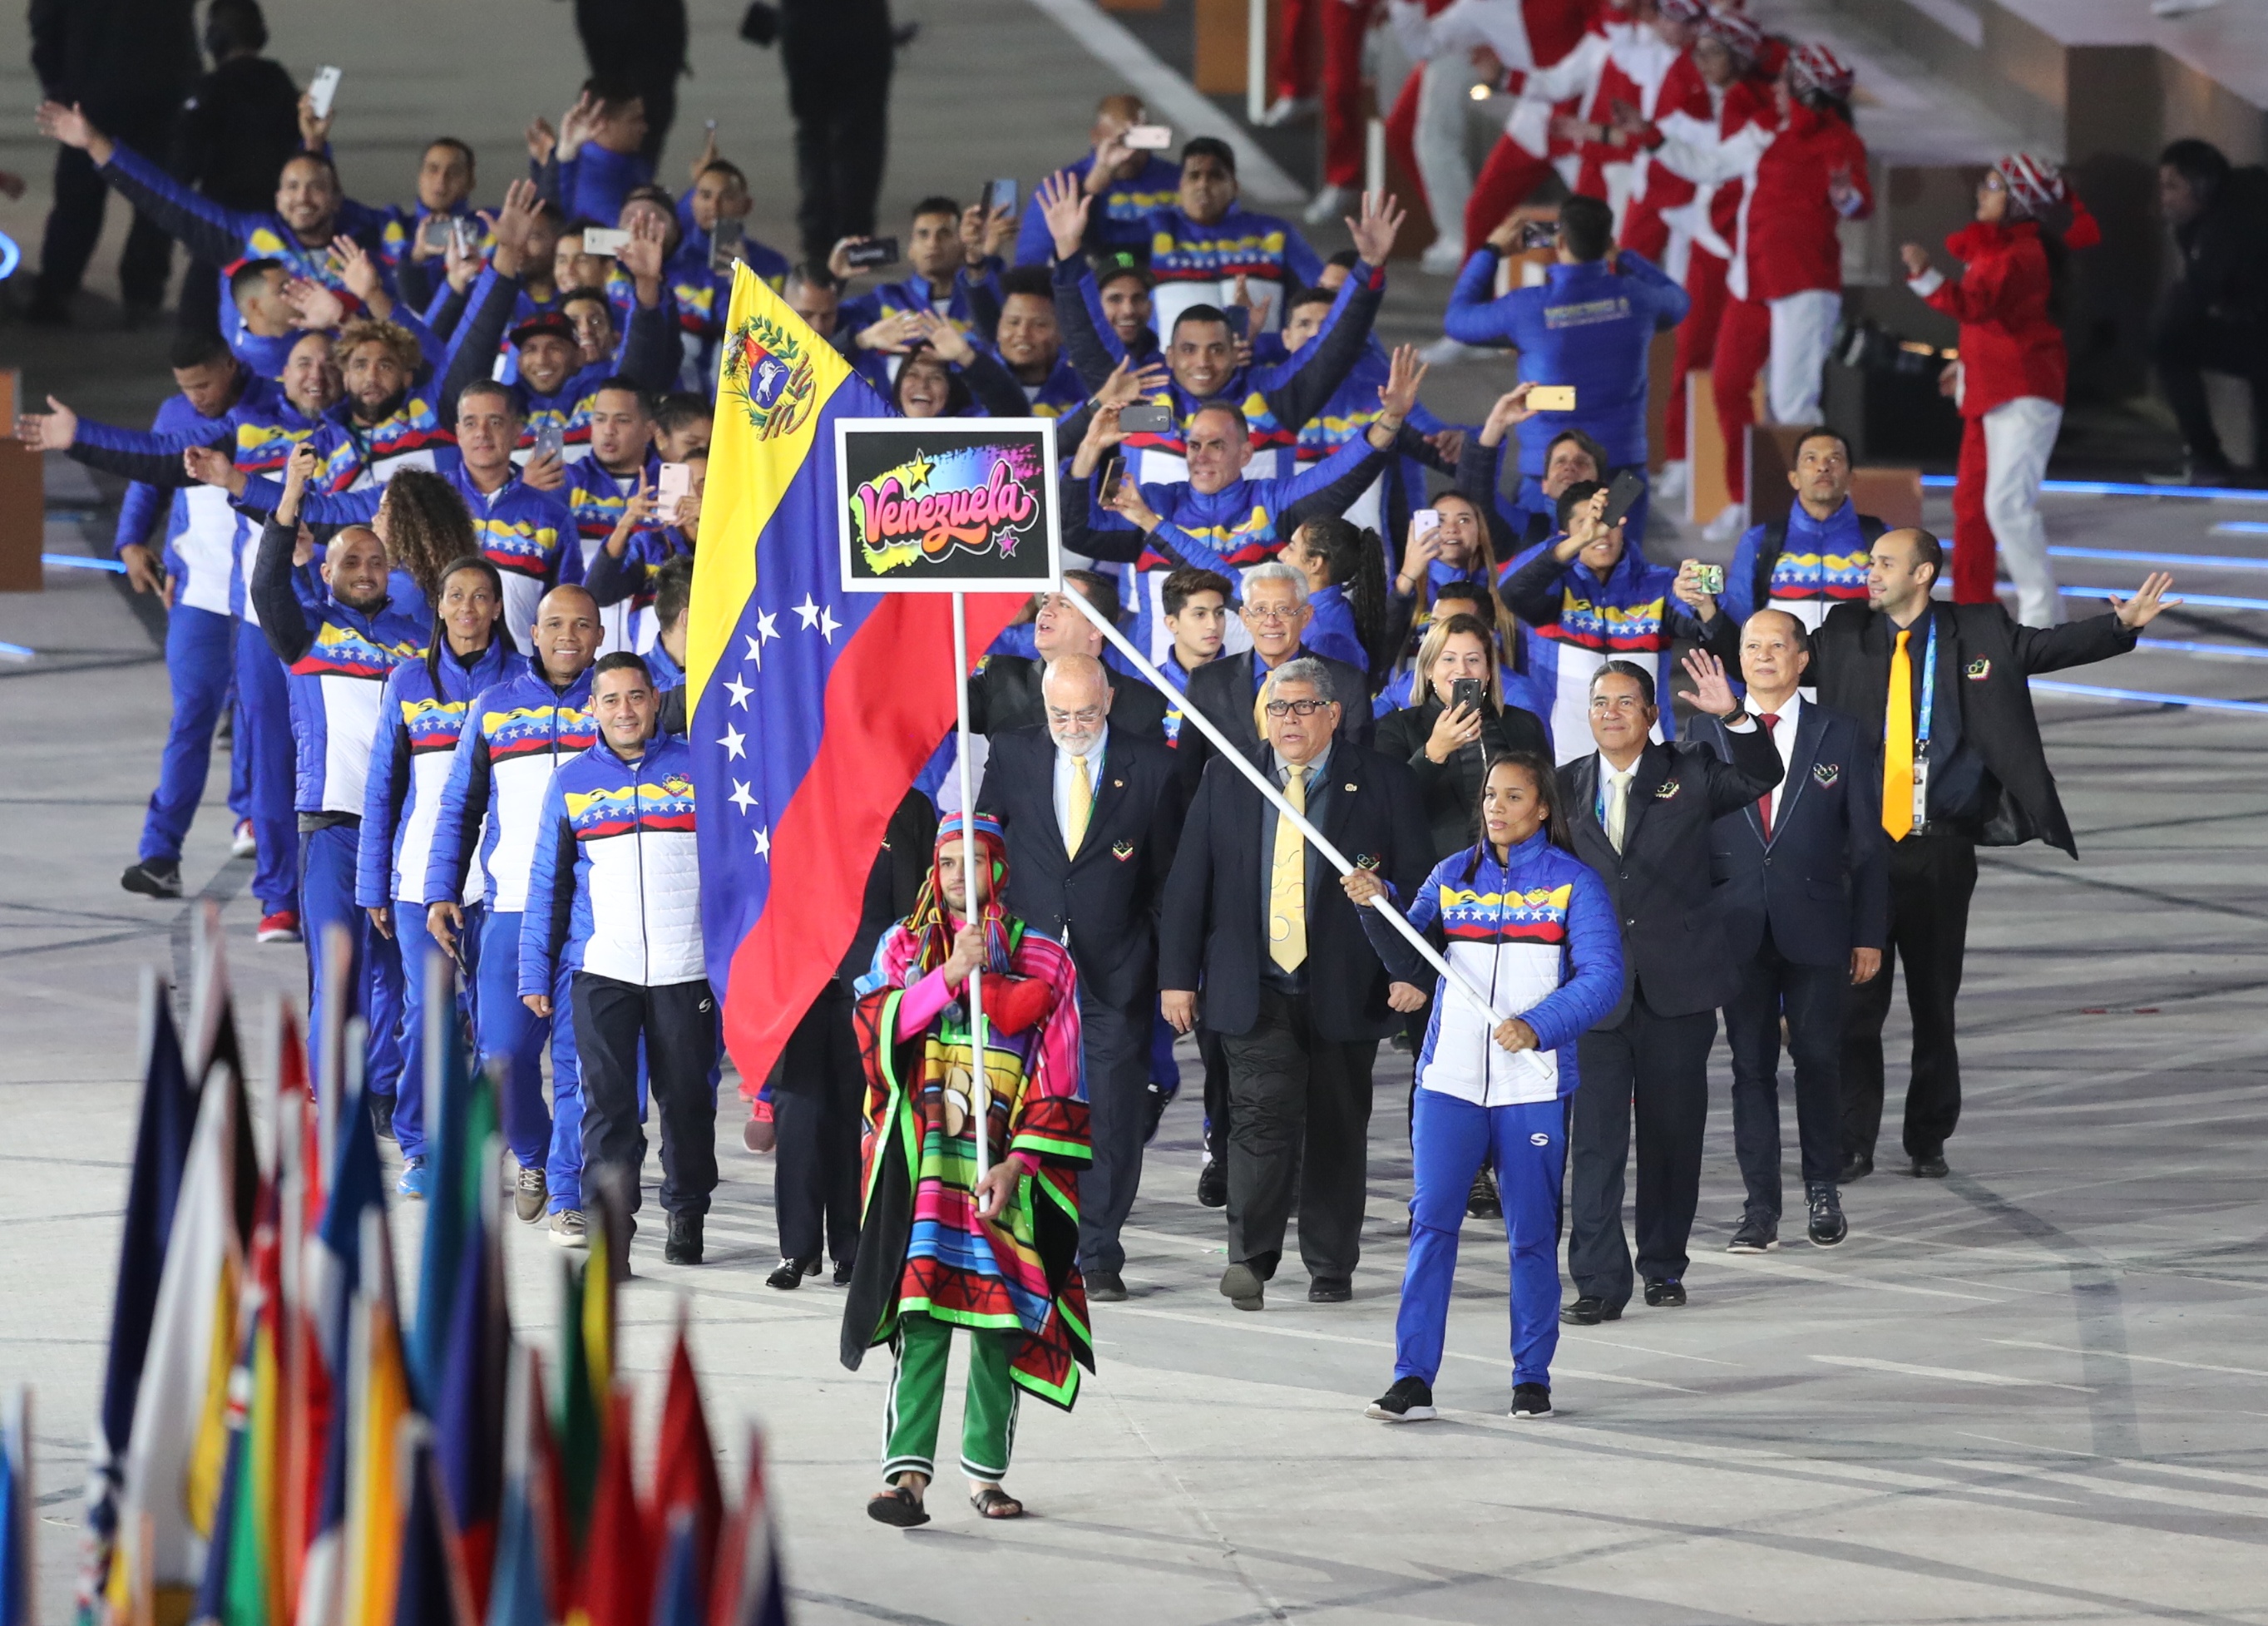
[
  {"x1": 1984, "y1": 394, "x2": 2065, "y2": 628},
  {"x1": 1414, "y1": 57, "x2": 1478, "y2": 250},
  {"x1": 1766, "y1": 289, "x2": 1843, "y2": 424}
]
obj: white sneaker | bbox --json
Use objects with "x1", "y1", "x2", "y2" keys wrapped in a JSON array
[
  {"x1": 1653, "y1": 460, "x2": 1688, "y2": 504},
  {"x1": 1259, "y1": 95, "x2": 1317, "y2": 129},
  {"x1": 1418, "y1": 336, "x2": 1490, "y2": 367},
  {"x1": 1702, "y1": 502, "x2": 1748, "y2": 546},
  {"x1": 1419, "y1": 239, "x2": 1468, "y2": 276},
  {"x1": 230, "y1": 818, "x2": 256, "y2": 857},
  {"x1": 1303, "y1": 184, "x2": 1354, "y2": 226}
]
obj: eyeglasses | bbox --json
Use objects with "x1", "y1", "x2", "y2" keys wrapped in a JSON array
[
  {"x1": 1265, "y1": 699, "x2": 1329, "y2": 718},
  {"x1": 1047, "y1": 706, "x2": 1106, "y2": 727},
  {"x1": 1589, "y1": 695, "x2": 1648, "y2": 715}
]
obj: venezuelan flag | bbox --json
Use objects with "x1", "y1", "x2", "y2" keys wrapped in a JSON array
[{"x1": 687, "y1": 263, "x2": 1027, "y2": 1084}]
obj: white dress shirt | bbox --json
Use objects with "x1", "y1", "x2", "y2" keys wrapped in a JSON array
[{"x1": 1752, "y1": 693, "x2": 1801, "y2": 832}]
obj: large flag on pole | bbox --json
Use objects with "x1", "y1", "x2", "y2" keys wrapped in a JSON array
[{"x1": 687, "y1": 262, "x2": 1026, "y2": 1082}]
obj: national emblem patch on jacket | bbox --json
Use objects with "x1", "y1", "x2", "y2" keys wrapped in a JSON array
[
  {"x1": 1965, "y1": 656, "x2": 1991, "y2": 681},
  {"x1": 1653, "y1": 779, "x2": 1680, "y2": 799},
  {"x1": 1812, "y1": 761, "x2": 1841, "y2": 787}
]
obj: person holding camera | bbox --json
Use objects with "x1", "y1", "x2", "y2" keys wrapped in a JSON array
[{"x1": 1443, "y1": 195, "x2": 1688, "y2": 551}]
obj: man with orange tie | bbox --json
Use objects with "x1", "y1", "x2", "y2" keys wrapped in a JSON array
[{"x1": 1810, "y1": 530, "x2": 2175, "y2": 1180}]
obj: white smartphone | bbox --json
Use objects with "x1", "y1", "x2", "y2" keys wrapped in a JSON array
[
  {"x1": 308, "y1": 67, "x2": 342, "y2": 121},
  {"x1": 1124, "y1": 124, "x2": 1173, "y2": 151},
  {"x1": 581, "y1": 226, "x2": 630, "y2": 256},
  {"x1": 1411, "y1": 508, "x2": 1442, "y2": 544},
  {"x1": 656, "y1": 461, "x2": 693, "y2": 522}
]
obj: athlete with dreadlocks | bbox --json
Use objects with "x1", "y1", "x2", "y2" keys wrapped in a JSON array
[{"x1": 842, "y1": 813, "x2": 1093, "y2": 1530}]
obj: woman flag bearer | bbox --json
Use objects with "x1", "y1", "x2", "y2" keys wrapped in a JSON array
[
  {"x1": 1346, "y1": 751, "x2": 1622, "y2": 1422},
  {"x1": 1902, "y1": 156, "x2": 2098, "y2": 628}
]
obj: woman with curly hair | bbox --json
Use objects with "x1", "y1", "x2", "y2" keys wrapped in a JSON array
[{"x1": 373, "y1": 467, "x2": 478, "y2": 616}]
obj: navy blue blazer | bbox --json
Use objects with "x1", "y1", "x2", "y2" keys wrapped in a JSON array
[{"x1": 1691, "y1": 702, "x2": 1889, "y2": 968}]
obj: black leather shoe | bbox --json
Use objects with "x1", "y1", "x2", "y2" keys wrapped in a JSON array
[
  {"x1": 1465, "y1": 1167, "x2": 1501, "y2": 1219},
  {"x1": 1559, "y1": 1295, "x2": 1621, "y2": 1325},
  {"x1": 832, "y1": 1258, "x2": 855, "y2": 1285},
  {"x1": 1196, "y1": 1159, "x2": 1227, "y2": 1208},
  {"x1": 1142, "y1": 1083, "x2": 1171, "y2": 1144},
  {"x1": 1910, "y1": 1153, "x2": 1949, "y2": 1179},
  {"x1": 1643, "y1": 1278, "x2": 1687, "y2": 1307},
  {"x1": 766, "y1": 1255, "x2": 819, "y2": 1290},
  {"x1": 1806, "y1": 1184, "x2": 1848, "y2": 1247},
  {"x1": 665, "y1": 1212, "x2": 704, "y2": 1266},
  {"x1": 368, "y1": 1090, "x2": 396, "y2": 1143},
  {"x1": 121, "y1": 859, "x2": 183, "y2": 900},
  {"x1": 1840, "y1": 1151, "x2": 1874, "y2": 1182},
  {"x1": 1307, "y1": 1276, "x2": 1351, "y2": 1303},
  {"x1": 1086, "y1": 1268, "x2": 1129, "y2": 1302},
  {"x1": 1726, "y1": 1213, "x2": 1777, "y2": 1253}
]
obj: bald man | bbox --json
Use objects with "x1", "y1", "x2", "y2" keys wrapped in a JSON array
[
  {"x1": 423, "y1": 583, "x2": 607, "y2": 1243},
  {"x1": 1013, "y1": 92, "x2": 1183, "y2": 264},
  {"x1": 1690, "y1": 608, "x2": 1885, "y2": 1252},
  {"x1": 977, "y1": 653, "x2": 1187, "y2": 1297}
]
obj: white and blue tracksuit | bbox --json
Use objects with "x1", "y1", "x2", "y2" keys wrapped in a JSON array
[
  {"x1": 564, "y1": 454, "x2": 662, "y2": 655},
  {"x1": 422, "y1": 667, "x2": 597, "y2": 1204},
  {"x1": 1013, "y1": 151, "x2": 1181, "y2": 265},
  {"x1": 114, "y1": 383, "x2": 261, "y2": 872},
  {"x1": 1445, "y1": 248, "x2": 1690, "y2": 548},
  {"x1": 250, "y1": 517, "x2": 427, "y2": 1098},
  {"x1": 355, "y1": 636, "x2": 526, "y2": 1162},
  {"x1": 72, "y1": 385, "x2": 324, "y2": 913},
  {"x1": 1062, "y1": 429, "x2": 1391, "y2": 663},
  {"x1": 1723, "y1": 499, "x2": 1882, "y2": 633},
  {"x1": 1500, "y1": 541, "x2": 1732, "y2": 764},
  {"x1": 1142, "y1": 201, "x2": 1324, "y2": 339},
  {"x1": 1362, "y1": 835, "x2": 1623, "y2": 1390}
]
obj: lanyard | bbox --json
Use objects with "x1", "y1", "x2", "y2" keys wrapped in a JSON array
[{"x1": 1913, "y1": 615, "x2": 1937, "y2": 748}]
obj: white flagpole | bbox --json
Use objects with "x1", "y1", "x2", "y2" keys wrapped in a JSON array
[
  {"x1": 950, "y1": 591, "x2": 992, "y2": 1182},
  {"x1": 1058, "y1": 586, "x2": 1539, "y2": 1065}
]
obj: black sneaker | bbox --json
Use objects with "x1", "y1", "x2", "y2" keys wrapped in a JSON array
[
  {"x1": 121, "y1": 859, "x2": 182, "y2": 900},
  {"x1": 765, "y1": 1255, "x2": 818, "y2": 1290},
  {"x1": 1840, "y1": 1151, "x2": 1874, "y2": 1182},
  {"x1": 1559, "y1": 1296, "x2": 1621, "y2": 1325},
  {"x1": 1727, "y1": 1213, "x2": 1778, "y2": 1253},
  {"x1": 1910, "y1": 1153, "x2": 1949, "y2": 1179},
  {"x1": 1806, "y1": 1184, "x2": 1848, "y2": 1247},
  {"x1": 1086, "y1": 1268, "x2": 1129, "y2": 1302},
  {"x1": 1307, "y1": 1276, "x2": 1351, "y2": 1303},
  {"x1": 368, "y1": 1091, "x2": 396, "y2": 1143},
  {"x1": 1510, "y1": 1382, "x2": 1553, "y2": 1419},
  {"x1": 1465, "y1": 1166, "x2": 1502, "y2": 1219},
  {"x1": 665, "y1": 1212, "x2": 704, "y2": 1266},
  {"x1": 1643, "y1": 1278, "x2": 1687, "y2": 1307},
  {"x1": 1196, "y1": 1159, "x2": 1227, "y2": 1208},
  {"x1": 1366, "y1": 1376, "x2": 1436, "y2": 1422}
]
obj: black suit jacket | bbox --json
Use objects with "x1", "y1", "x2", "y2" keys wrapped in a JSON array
[
  {"x1": 1690, "y1": 704, "x2": 1888, "y2": 968},
  {"x1": 1373, "y1": 692, "x2": 1553, "y2": 863},
  {"x1": 1158, "y1": 743, "x2": 1430, "y2": 1042},
  {"x1": 1175, "y1": 646, "x2": 1375, "y2": 793},
  {"x1": 966, "y1": 655, "x2": 1168, "y2": 743},
  {"x1": 1810, "y1": 601, "x2": 2137, "y2": 857},
  {"x1": 976, "y1": 724, "x2": 1184, "y2": 1010},
  {"x1": 1559, "y1": 725, "x2": 1785, "y2": 1024}
]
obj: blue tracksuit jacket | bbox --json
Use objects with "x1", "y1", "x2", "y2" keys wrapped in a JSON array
[
  {"x1": 356, "y1": 636, "x2": 526, "y2": 907},
  {"x1": 1013, "y1": 151, "x2": 1182, "y2": 265}
]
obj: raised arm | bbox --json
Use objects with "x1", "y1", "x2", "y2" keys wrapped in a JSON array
[
  {"x1": 1258, "y1": 195, "x2": 1401, "y2": 429},
  {"x1": 37, "y1": 105, "x2": 246, "y2": 265},
  {"x1": 252, "y1": 447, "x2": 322, "y2": 664}
]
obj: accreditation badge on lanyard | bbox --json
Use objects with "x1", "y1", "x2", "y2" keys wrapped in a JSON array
[{"x1": 1910, "y1": 617, "x2": 1937, "y2": 835}]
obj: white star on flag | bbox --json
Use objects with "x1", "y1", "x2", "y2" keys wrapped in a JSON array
[
  {"x1": 743, "y1": 632, "x2": 763, "y2": 669},
  {"x1": 756, "y1": 608, "x2": 778, "y2": 643},
  {"x1": 818, "y1": 605, "x2": 840, "y2": 643},
  {"x1": 728, "y1": 780, "x2": 757, "y2": 815},
  {"x1": 793, "y1": 595, "x2": 822, "y2": 630},
  {"x1": 724, "y1": 675, "x2": 752, "y2": 708},
  {"x1": 719, "y1": 724, "x2": 747, "y2": 760},
  {"x1": 754, "y1": 827, "x2": 772, "y2": 858}
]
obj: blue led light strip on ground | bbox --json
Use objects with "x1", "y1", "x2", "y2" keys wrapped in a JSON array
[
  {"x1": 2137, "y1": 638, "x2": 2268, "y2": 660},
  {"x1": 1921, "y1": 474, "x2": 2268, "y2": 502},
  {"x1": 42, "y1": 554, "x2": 126, "y2": 573},
  {"x1": 2048, "y1": 546, "x2": 2268, "y2": 571},
  {"x1": 2031, "y1": 679, "x2": 2268, "y2": 715},
  {"x1": 2061, "y1": 586, "x2": 2268, "y2": 611},
  {"x1": 0, "y1": 641, "x2": 32, "y2": 659},
  {"x1": 2210, "y1": 521, "x2": 2268, "y2": 536}
]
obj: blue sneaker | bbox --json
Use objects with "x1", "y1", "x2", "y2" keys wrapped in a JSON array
[{"x1": 396, "y1": 1157, "x2": 430, "y2": 1199}]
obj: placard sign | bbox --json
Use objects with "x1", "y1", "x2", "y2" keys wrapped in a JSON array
[{"x1": 833, "y1": 418, "x2": 1061, "y2": 594}]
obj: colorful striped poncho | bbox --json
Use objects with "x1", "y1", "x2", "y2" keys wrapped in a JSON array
[{"x1": 838, "y1": 919, "x2": 1094, "y2": 1409}]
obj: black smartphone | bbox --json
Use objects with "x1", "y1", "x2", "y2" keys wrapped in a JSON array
[
  {"x1": 1119, "y1": 403, "x2": 1174, "y2": 435},
  {"x1": 844, "y1": 237, "x2": 899, "y2": 270},
  {"x1": 1099, "y1": 454, "x2": 1126, "y2": 505},
  {"x1": 1518, "y1": 218, "x2": 1559, "y2": 250},
  {"x1": 709, "y1": 217, "x2": 744, "y2": 274},
  {"x1": 1450, "y1": 677, "x2": 1485, "y2": 715},
  {"x1": 985, "y1": 177, "x2": 1016, "y2": 215},
  {"x1": 1601, "y1": 467, "x2": 1647, "y2": 531},
  {"x1": 1224, "y1": 304, "x2": 1249, "y2": 339}
]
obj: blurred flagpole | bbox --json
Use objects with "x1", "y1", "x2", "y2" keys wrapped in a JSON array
[
  {"x1": 1060, "y1": 586, "x2": 1543, "y2": 1069},
  {"x1": 949, "y1": 593, "x2": 994, "y2": 1182}
]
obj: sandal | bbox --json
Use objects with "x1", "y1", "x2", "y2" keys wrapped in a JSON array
[
  {"x1": 866, "y1": 1485, "x2": 930, "y2": 1527},
  {"x1": 968, "y1": 1485, "x2": 1024, "y2": 1520}
]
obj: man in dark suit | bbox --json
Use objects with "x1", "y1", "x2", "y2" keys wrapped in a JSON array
[
  {"x1": 1812, "y1": 530, "x2": 2176, "y2": 1179},
  {"x1": 1559, "y1": 653, "x2": 1783, "y2": 1322},
  {"x1": 977, "y1": 654, "x2": 1183, "y2": 1301},
  {"x1": 1176, "y1": 560, "x2": 1371, "y2": 794},
  {"x1": 1692, "y1": 610, "x2": 1887, "y2": 1253},
  {"x1": 1159, "y1": 658, "x2": 1429, "y2": 1311},
  {"x1": 968, "y1": 571, "x2": 1168, "y2": 742}
]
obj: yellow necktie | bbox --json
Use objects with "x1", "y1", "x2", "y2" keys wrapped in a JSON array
[
  {"x1": 1604, "y1": 769, "x2": 1632, "y2": 853},
  {"x1": 1883, "y1": 628, "x2": 1915, "y2": 841},
  {"x1": 1267, "y1": 764, "x2": 1309, "y2": 972},
  {"x1": 1065, "y1": 750, "x2": 1094, "y2": 856}
]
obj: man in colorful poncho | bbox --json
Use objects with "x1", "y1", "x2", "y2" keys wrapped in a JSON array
[{"x1": 841, "y1": 813, "x2": 1094, "y2": 1527}]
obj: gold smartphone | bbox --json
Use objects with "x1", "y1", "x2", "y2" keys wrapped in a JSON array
[{"x1": 1527, "y1": 384, "x2": 1577, "y2": 412}]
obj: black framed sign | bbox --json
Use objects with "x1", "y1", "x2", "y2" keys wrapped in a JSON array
[{"x1": 833, "y1": 418, "x2": 1062, "y2": 594}]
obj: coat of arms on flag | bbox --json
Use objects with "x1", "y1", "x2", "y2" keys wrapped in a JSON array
[{"x1": 722, "y1": 311, "x2": 817, "y2": 442}]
